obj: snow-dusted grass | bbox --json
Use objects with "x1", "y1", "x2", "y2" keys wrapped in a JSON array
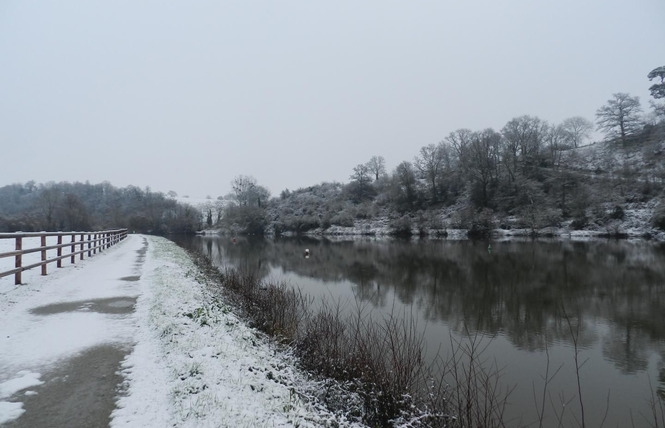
[
  {"x1": 1, "y1": 235, "x2": 365, "y2": 427},
  {"x1": 113, "y1": 236, "x2": 365, "y2": 428}
]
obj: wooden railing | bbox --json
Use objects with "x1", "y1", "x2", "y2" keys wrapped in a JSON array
[{"x1": 0, "y1": 229, "x2": 128, "y2": 285}]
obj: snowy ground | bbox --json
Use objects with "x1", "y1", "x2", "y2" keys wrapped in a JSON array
[{"x1": 0, "y1": 234, "x2": 364, "y2": 427}]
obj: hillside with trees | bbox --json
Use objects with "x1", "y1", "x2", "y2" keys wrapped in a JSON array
[
  {"x1": 217, "y1": 67, "x2": 665, "y2": 239},
  {"x1": 0, "y1": 181, "x2": 201, "y2": 234},
  {"x1": 3, "y1": 68, "x2": 663, "y2": 239}
]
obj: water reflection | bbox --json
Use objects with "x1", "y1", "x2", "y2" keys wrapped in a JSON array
[
  {"x1": 177, "y1": 235, "x2": 665, "y2": 426},
  {"x1": 188, "y1": 237, "x2": 665, "y2": 348}
]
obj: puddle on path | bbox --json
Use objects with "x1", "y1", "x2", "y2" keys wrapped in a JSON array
[
  {"x1": 3, "y1": 345, "x2": 128, "y2": 428},
  {"x1": 132, "y1": 237, "x2": 148, "y2": 272},
  {"x1": 30, "y1": 297, "x2": 137, "y2": 316},
  {"x1": 119, "y1": 275, "x2": 140, "y2": 281}
]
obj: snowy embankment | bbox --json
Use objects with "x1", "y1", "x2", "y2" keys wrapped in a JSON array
[
  {"x1": 114, "y1": 236, "x2": 363, "y2": 427},
  {"x1": 0, "y1": 235, "x2": 364, "y2": 427}
]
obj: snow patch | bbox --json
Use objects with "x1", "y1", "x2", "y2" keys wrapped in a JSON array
[{"x1": 0, "y1": 371, "x2": 43, "y2": 424}]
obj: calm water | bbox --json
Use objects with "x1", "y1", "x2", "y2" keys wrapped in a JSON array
[{"x1": 176, "y1": 235, "x2": 665, "y2": 427}]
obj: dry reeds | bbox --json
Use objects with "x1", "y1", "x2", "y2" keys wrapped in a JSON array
[{"x1": 190, "y1": 251, "x2": 514, "y2": 427}]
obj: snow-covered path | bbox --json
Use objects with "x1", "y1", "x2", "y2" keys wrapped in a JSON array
[
  {"x1": 0, "y1": 234, "x2": 147, "y2": 426},
  {"x1": 0, "y1": 235, "x2": 362, "y2": 427}
]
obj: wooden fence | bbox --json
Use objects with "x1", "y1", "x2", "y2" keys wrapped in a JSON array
[{"x1": 0, "y1": 229, "x2": 128, "y2": 285}]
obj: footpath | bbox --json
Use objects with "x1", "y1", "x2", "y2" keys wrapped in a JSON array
[
  {"x1": 0, "y1": 235, "x2": 148, "y2": 427},
  {"x1": 0, "y1": 235, "x2": 362, "y2": 428}
]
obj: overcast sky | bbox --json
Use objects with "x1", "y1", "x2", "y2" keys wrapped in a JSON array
[{"x1": 1, "y1": 1, "x2": 663, "y2": 198}]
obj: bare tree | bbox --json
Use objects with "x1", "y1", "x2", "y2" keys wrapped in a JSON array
[
  {"x1": 348, "y1": 163, "x2": 374, "y2": 202},
  {"x1": 445, "y1": 128, "x2": 473, "y2": 169},
  {"x1": 365, "y1": 155, "x2": 387, "y2": 181},
  {"x1": 467, "y1": 129, "x2": 502, "y2": 207},
  {"x1": 501, "y1": 115, "x2": 548, "y2": 178},
  {"x1": 350, "y1": 163, "x2": 372, "y2": 185},
  {"x1": 391, "y1": 161, "x2": 419, "y2": 212},
  {"x1": 231, "y1": 175, "x2": 270, "y2": 207},
  {"x1": 560, "y1": 116, "x2": 593, "y2": 148},
  {"x1": 38, "y1": 187, "x2": 60, "y2": 230},
  {"x1": 595, "y1": 93, "x2": 643, "y2": 146},
  {"x1": 545, "y1": 124, "x2": 569, "y2": 168},
  {"x1": 61, "y1": 193, "x2": 90, "y2": 231},
  {"x1": 415, "y1": 143, "x2": 445, "y2": 203}
]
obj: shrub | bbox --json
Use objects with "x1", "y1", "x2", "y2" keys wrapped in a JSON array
[
  {"x1": 652, "y1": 203, "x2": 665, "y2": 231},
  {"x1": 467, "y1": 208, "x2": 495, "y2": 238},
  {"x1": 389, "y1": 215, "x2": 413, "y2": 237},
  {"x1": 330, "y1": 211, "x2": 354, "y2": 227},
  {"x1": 571, "y1": 216, "x2": 588, "y2": 230},
  {"x1": 610, "y1": 205, "x2": 625, "y2": 220}
]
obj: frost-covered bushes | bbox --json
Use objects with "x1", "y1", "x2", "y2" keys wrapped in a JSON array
[
  {"x1": 570, "y1": 216, "x2": 589, "y2": 230},
  {"x1": 330, "y1": 211, "x2": 354, "y2": 227},
  {"x1": 270, "y1": 182, "x2": 350, "y2": 233},
  {"x1": 274, "y1": 214, "x2": 320, "y2": 234},
  {"x1": 652, "y1": 201, "x2": 665, "y2": 230},
  {"x1": 193, "y1": 260, "x2": 310, "y2": 341},
  {"x1": 221, "y1": 204, "x2": 268, "y2": 235},
  {"x1": 467, "y1": 208, "x2": 495, "y2": 238},
  {"x1": 388, "y1": 215, "x2": 413, "y2": 237},
  {"x1": 451, "y1": 207, "x2": 495, "y2": 237},
  {"x1": 295, "y1": 305, "x2": 430, "y2": 427},
  {"x1": 354, "y1": 201, "x2": 378, "y2": 219}
]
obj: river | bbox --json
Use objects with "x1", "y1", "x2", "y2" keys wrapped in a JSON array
[{"x1": 175, "y1": 235, "x2": 665, "y2": 427}]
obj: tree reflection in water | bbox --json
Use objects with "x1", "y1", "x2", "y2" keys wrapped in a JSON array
[{"x1": 177, "y1": 235, "x2": 665, "y2": 426}]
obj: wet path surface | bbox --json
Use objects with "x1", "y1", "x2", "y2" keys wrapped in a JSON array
[
  {"x1": 3, "y1": 346, "x2": 127, "y2": 428},
  {"x1": 1, "y1": 236, "x2": 148, "y2": 428},
  {"x1": 29, "y1": 297, "x2": 137, "y2": 316}
]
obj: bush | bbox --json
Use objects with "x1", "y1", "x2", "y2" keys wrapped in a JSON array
[
  {"x1": 610, "y1": 205, "x2": 625, "y2": 220},
  {"x1": 571, "y1": 216, "x2": 588, "y2": 230},
  {"x1": 652, "y1": 204, "x2": 665, "y2": 231},
  {"x1": 330, "y1": 211, "x2": 354, "y2": 227},
  {"x1": 389, "y1": 215, "x2": 413, "y2": 237},
  {"x1": 467, "y1": 208, "x2": 495, "y2": 238}
]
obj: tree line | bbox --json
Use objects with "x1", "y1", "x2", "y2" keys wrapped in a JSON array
[
  {"x1": 0, "y1": 181, "x2": 201, "y2": 234},
  {"x1": 218, "y1": 67, "x2": 665, "y2": 236}
]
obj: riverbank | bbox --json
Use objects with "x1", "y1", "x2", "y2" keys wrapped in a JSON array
[
  {"x1": 179, "y1": 233, "x2": 665, "y2": 428},
  {"x1": 0, "y1": 235, "x2": 366, "y2": 427},
  {"x1": 200, "y1": 215, "x2": 665, "y2": 241},
  {"x1": 115, "y1": 236, "x2": 365, "y2": 427}
]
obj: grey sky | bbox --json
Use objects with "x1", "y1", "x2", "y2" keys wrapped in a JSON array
[{"x1": 1, "y1": 1, "x2": 663, "y2": 198}]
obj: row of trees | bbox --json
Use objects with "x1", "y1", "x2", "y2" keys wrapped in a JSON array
[
  {"x1": 0, "y1": 181, "x2": 201, "y2": 234},
  {"x1": 216, "y1": 67, "x2": 665, "y2": 236}
]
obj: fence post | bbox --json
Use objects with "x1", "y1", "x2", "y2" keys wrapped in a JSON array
[
  {"x1": 57, "y1": 235, "x2": 63, "y2": 268},
  {"x1": 70, "y1": 234, "x2": 76, "y2": 264},
  {"x1": 79, "y1": 233, "x2": 84, "y2": 260},
  {"x1": 15, "y1": 236, "x2": 22, "y2": 285},
  {"x1": 87, "y1": 234, "x2": 92, "y2": 257},
  {"x1": 41, "y1": 235, "x2": 47, "y2": 276}
]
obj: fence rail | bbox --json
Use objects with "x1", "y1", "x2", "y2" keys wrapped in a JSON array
[{"x1": 0, "y1": 229, "x2": 128, "y2": 285}]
